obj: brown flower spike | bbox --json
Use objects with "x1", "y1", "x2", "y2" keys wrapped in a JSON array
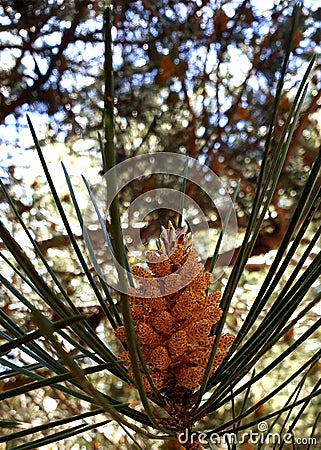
[{"x1": 114, "y1": 223, "x2": 234, "y2": 394}]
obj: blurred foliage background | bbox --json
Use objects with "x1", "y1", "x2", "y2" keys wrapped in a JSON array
[
  {"x1": 0, "y1": 0, "x2": 320, "y2": 449},
  {"x1": 1, "y1": 0, "x2": 321, "y2": 248}
]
